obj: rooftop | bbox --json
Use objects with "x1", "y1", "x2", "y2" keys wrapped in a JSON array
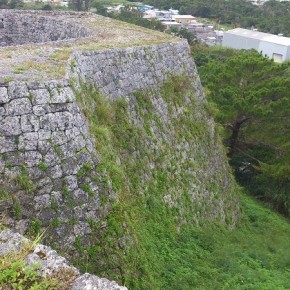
[
  {"x1": 173, "y1": 15, "x2": 195, "y2": 19},
  {"x1": 225, "y1": 28, "x2": 290, "y2": 46}
]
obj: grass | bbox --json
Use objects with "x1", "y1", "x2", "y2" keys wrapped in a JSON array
[
  {"x1": 0, "y1": 14, "x2": 179, "y2": 81},
  {"x1": 93, "y1": 0, "x2": 136, "y2": 7},
  {"x1": 0, "y1": 233, "x2": 55, "y2": 289},
  {"x1": 0, "y1": 231, "x2": 77, "y2": 289},
  {"x1": 70, "y1": 75, "x2": 241, "y2": 288},
  {"x1": 69, "y1": 74, "x2": 290, "y2": 289},
  {"x1": 14, "y1": 166, "x2": 35, "y2": 194}
]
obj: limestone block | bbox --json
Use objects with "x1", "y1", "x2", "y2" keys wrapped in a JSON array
[
  {"x1": 67, "y1": 134, "x2": 86, "y2": 153},
  {"x1": 34, "y1": 194, "x2": 51, "y2": 210},
  {"x1": 50, "y1": 191, "x2": 63, "y2": 206},
  {"x1": 65, "y1": 127, "x2": 81, "y2": 139},
  {"x1": 38, "y1": 140, "x2": 52, "y2": 155},
  {"x1": 71, "y1": 188, "x2": 88, "y2": 204},
  {"x1": 71, "y1": 273, "x2": 127, "y2": 290},
  {"x1": 0, "y1": 87, "x2": 9, "y2": 104},
  {"x1": 21, "y1": 114, "x2": 40, "y2": 132},
  {"x1": 0, "y1": 136, "x2": 17, "y2": 153},
  {"x1": 51, "y1": 130, "x2": 68, "y2": 146},
  {"x1": 64, "y1": 175, "x2": 78, "y2": 191},
  {"x1": 38, "y1": 129, "x2": 52, "y2": 141},
  {"x1": 0, "y1": 107, "x2": 5, "y2": 120},
  {"x1": 7, "y1": 82, "x2": 29, "y2": 100},
  {"x1": 47, "y1": 164, "x2": 63, "y2": 179},
  {"x1": 40, "y1": 112, "x2": 74, "y2": 131},
  {"x1": 24, "y1": 151, "x2": 42, "y2": 167},
  {"x1": 61, "y1": 157, "x2": 80, "y2": 175},
  {"x1": 5, "y1": 98, "x2": 32, "y2": 116},
  {"x1": 33, "y1": 104, "x2": 51, "y2": 116},
  {"x1": 44, "y1": 149, "x2": 60, "y2": 167},
  {"x1": 0, "y1": 230, "x2": 29, "y2": 256},
  {"x1": 0, "y1": 116, "x2": 21, "y2": 135},
  {"x1": 30, "y1": 89, "x2": 51, "y2": 105},
  {"x1": 50, "y1": 87, "x2": 75, "y2": 104},
  {"x1": 18, "y1": 132, "x2": 38, "y2": 151}
]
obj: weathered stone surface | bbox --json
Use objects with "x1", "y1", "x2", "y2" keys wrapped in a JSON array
[
  {"x1": 71, "y1": 273, "x2": 128, "y2": 290},
  {"x1": 0, "y1": 230, "x2": 29, "y2": 256},
  {"x1": 0, "y1": 136, "x2": 17, "y2": 153},
  {"x1": 0, "y1": 11, "x2": 239, "y2": 289},
  {"x1": 0, "y1": 87, "x2": 9, "y2": 103},
  {"x1": 18, "y1": 132, "x2": 38, "y2": 151},
  {"x1": 71, "y1": 41, "x2": 197, "y2": 100},
  {"x1": 5, "y1": 98, "x2": 32, "y2": 116},
  {"x1": 31, "y1": 89, "x2": 51, "y2": 105},
  {"x1": 1, "y1": 116, "x2": 21, "y2": 135},
  {"x1": 50, "y1": 87, "x2": 75, "y2": 104},
  {"x1": 0, "y1": 230, "x2": 128, "y2": 290},
  {"x1": 21, "y1": 114, "x2": 40, "y2": 132},
  {"x1": 0, "y1": 11, "x2": 92, "y2": 47},
  {"x1": 7, "y1": 82, "x2": 29, "y2": 99}
]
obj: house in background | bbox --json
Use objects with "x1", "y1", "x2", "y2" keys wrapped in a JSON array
[
  {"x1": 137, "y1": 5, "x2": 154, "y2": 12},
  {"x1": 172, "y1": 15, "x2": 195, "y2": 24},
  {"x1": 222, "y1": 28, "x2": 290, "y2": 63}
]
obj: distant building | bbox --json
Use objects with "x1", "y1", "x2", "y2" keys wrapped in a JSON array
[
  {"x1": 222, "y1": 28, "x2": 290, "y2": 62},
  {"x1": 172, "y1": 15, "x2": 195, "y2": 24},
  {"x1": 248, "y1": 0, "x2": 290, "y2": 5},
  {"x1": 161, "y1": 21, "x2": 182, "y2": 30},
  {"x1": 168, "y1": 8, "x2": 179, "y2": 15},
  {"x1": 137, "y1": 5, "x2": 154, "y2": 11}
]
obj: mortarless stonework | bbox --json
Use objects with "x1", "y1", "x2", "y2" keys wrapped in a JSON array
[
  {"x1": 0, "y1": 11, "x2": 92, "y2": 46},
  {"x1": 0, "y1": 79, "x2": 104, "y2": 247},
  {"x1": 0, "y1": 10, "x2": 240, "y2": 287},
  {"x1": 0, "y1": 40, "x2": 202, "y2": 248},
  {"x1": 70, "y1": 41, "x2": 200, "y2": 99}
]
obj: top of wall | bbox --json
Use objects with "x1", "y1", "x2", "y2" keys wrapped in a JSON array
[{"x1": 0, "y1": 10, "x2": 179, "y2": 83}]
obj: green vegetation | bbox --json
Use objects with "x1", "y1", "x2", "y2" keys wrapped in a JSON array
[
  {"x1": 140, "y1": 0, "x2": 290, "y2": 36},
  {"x1": 38, "y1": 162, "x2": 48, "y2": 172},
  {"x1": 71, "y1": 75, "x2": 290, "y2": 289},
  {"x1": 0, "y1": 235, "x2": 59, "y2": 290},
  {"x1": 14, "y1": 165, "x2": 35, "y2": 194},
  {"x1": 100, "y1": 8, "x2": 166, "y2": 32},
  {"x1": 193, "y1": 46, "x2": 290, "y2": 217}
]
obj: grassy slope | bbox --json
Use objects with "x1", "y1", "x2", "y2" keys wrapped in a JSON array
[{"x1": 70, "y1": 76, "x2": 290, "y2": 289}]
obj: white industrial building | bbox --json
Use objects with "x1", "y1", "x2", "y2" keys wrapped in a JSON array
[{"x1": 222, "y1": 28, "x2": 290, "y2": 62}]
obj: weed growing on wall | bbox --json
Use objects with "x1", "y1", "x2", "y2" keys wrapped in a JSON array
[
  {"x1": 0, "y1": 234, "x2": 58, "y2": 290},
  {"x1": 72, "y1": 74, "x2": 290, "y2": 289}
]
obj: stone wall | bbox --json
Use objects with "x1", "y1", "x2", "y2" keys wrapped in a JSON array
[
  {"x1": 70, "y1": 41, "x2": 239, "y2": 224},
  {"x1": 0, "y1": 10, "x2": 92, "y2": 46},
  {"x1": 0, "y1": 40, "x2": 239, "y2": 250},
  {"x1": 0, "y1": 10, "x2": 241, "y2": 289},
  {"x1": 71, "y1": 41, "x2": 201, "y2": 100},
  {"x1": 0, "y1": 79, "x2": 106, "y2": 248}
]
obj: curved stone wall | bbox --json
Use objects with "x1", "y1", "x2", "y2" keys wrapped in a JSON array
[
  {"x1": 0, "y1": 11, "x2": 92, "y2": 46},
  {"x1": 71, "y1": 41, "x2": 200, "y2": 99},
  {"x1": 0, "y1": 40, "x2": 239, "y2": 250},
  {"x1": 0, "y1": 80, "x2": 104, "y2": 248}
]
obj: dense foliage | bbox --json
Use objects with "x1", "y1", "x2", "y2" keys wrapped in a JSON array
[
  {"x1": 193, "y1": 46, "x2": 290, "y2": 216},
  {"x1": 107, "y1": 9, "x2": 165, "y2": 32},
  {"x1": 70, "y1": 77, "x2": 290, "y2": 289},
  {"x1": 138, "y1": 0, "x2": 290, "y2": 36}
]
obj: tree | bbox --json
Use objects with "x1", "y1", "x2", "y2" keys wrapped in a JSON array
[
  {"x1": 194, "y1": 46, "x2": 290, "y2": 215},
  {"x1": 169, "y1": 27, "x2": 197, "y2": 45}
]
